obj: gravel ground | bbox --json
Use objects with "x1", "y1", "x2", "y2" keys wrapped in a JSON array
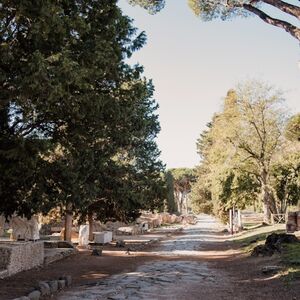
[{"x1": 1, "y1": 214, "x2": 299, "y2": 300}]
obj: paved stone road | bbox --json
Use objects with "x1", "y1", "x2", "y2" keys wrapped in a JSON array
[{"x1": 58, "y1": 215, "x2": 231, "y2": 300}]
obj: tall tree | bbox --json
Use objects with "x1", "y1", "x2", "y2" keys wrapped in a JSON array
[
  {"x1": 0, "y1": 0, "x2": 165, "y2": 235},
  {"x1": 128, "y1": 0, "x2": 300, "y2": 42},
  {"x1": 168, "y1": 168, "x2": 196, "y2": 214},
  {"x1": 192, "y1": 81, "x2": 287, "y2": 223}
]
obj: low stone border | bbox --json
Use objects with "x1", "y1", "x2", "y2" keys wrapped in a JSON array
[{"x1": 13, "y1": 275, "x2": 72, "y2": 300}]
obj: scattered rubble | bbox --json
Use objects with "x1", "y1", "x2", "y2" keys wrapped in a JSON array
[{"x1": 13, "y1": 275, "x2": 72, "y2": 300}]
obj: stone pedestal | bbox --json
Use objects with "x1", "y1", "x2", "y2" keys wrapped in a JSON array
[
  {"x1": 0, "y1": 241, "x2": 44, "y2": 278},
  {"x1": 93, "y1": 231, "x2": 112, "y2": 244}
]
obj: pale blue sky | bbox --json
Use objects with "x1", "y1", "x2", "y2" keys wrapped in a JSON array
[{"x1": 118, "y1": 0, "x2": 300, "y2": 169}]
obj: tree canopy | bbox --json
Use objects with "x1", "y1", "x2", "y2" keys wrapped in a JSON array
[
  {"x1": 0, "y1": 0, "x2": 165, "y2": 223},
  {"x1": 191, "y1": 80, "x2": 300, "y2": 223},
  {"x1": 128, "y1": 0, "x2": 300, "y2": 42}
]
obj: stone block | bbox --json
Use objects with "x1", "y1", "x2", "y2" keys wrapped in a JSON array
[
  {"x1": 93, "y1": 231, "x2": 112, "y2": 243},
  {"x1": 48, "y1": 280, "x2": 58, "y2": 293},
  {"x1": 60, "y1": 275, "x2": 72, "y2": 287},
  {"x1": 27, "y1": 290, "x2": 41, "y2": 300},
  {"x1": 38, "y1": 281, "x2": 50, "y2": 296},
  {"x1": 58, "y1": 280, "x2": 66, "y2": 289},
  {"x1": 0, "y1": 242, "x2": 44, "y2": 278}
]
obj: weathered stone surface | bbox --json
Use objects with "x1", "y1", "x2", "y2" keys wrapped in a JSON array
[
  {"x1": 0, "y1": 215, "x2": 5, "y2": 237},
  {"x1": 44, "y1": 248, "x2": 75, "y2": 265},
  {"x1": 60, "y1": 275, "x2": 72, "y2": 287},
  {"x1": 44, "y1": 241, "x2": 74, "y2": 249},
  {"x1": 27, "y1": 290, "x2": 41, "y2": 300},
  {"x1": 79, "y1": 225, "x2": 89, "y2": 247},
  {"x1": 13, "y1": 297, "x2": 30, "y2": 300},
  {"x1": 48, "y1": 280, "x2": 59, "y2": 293},
  {"x1": 38, "y1": 281, "x2": 51, "y2": 296},
  {"x1": 0, "y1": 242, "x2": 44, "y2": 278},
  {"x1": 58, "y1": 280, "x2": 66, "y2": 289},
  {"x1": 94, "y1": 231, "x2": 112, "y2": 243},
  {"x1": 11, "y1": 216, "x2": 40, "y2": 241}
]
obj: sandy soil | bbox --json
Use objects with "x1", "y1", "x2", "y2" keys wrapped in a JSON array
[{"x1": 0, "y1": 215, "x2": 299, "y2": 300}]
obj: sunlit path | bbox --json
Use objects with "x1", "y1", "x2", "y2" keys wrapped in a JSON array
[{"x1": 57, "y1": 215, "x2": 233, "y2": 300}]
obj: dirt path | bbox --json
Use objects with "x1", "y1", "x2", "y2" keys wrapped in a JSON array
[
  {"x1": 56, "y1": 214, "x2": 300, "y2": 300},
  {"x1": 1, "y1": 214, "x2": 299, "y2": 300},
  {"x1": 57, "y1": 215, "x2": 232, "y2": 299}
]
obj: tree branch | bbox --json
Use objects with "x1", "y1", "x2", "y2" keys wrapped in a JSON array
[
  {"x1": 261, "y1": 0, "x2": 300, "y2": 20},
  {"x1": 243, "y1": 4, "x2": 300, "y2": 41}
]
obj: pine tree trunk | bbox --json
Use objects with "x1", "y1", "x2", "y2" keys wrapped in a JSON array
[
  {"x1": 88, "y1": 211, "x2": 94, "y2": 241},
  {"x1": 64, "y1": 202, "x2": 73, "y2": 242}
]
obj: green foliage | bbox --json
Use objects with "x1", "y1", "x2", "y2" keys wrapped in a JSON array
[
  {"x1": 164, "y1": 171, "x2": 177, "y2": 213},
  {"x1": 190, "y1": 165, "x2": 213, "y2": 214},
  {"x1": 128, "y1": 0, "x2": 165, "y2": 14},
  {"x1": 285, "y1": 114, "x2": 300, "y2": 142},
  {"x1": 0, "y1": 0, "x2": 165, "y2": 221},
  {"x1": 164, "y1": 168, "x2": 196, "y2": 214},
  {"x1": 191, "y1": 80, "x2": 292, "y2": 222},
  {"x1": 271, "y1": 151, "x2": 300, "y2": 211}
]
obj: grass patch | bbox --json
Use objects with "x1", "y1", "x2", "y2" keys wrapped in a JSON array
[
  {"x1": 233, "y1": 229, "x2": 286, "y2": 253},
  {"x1": 282, "y1": 243, "x2": 300, "y2": 266},
  {"x1": 281, "y1": 243, "x2": 300, "y2": 282}
]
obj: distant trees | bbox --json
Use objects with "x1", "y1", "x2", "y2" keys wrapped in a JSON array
[
  {"x1": 0, "y1": 0, "x2": 165, "y2": 238},
  {"x1": 285, "y1": 114, "x2": 300, "y2": 142},
  {"x1": 167, "y1": 168, "x2": 196, "y2": 214},
  {"x1": 129, "y1": 0, "x2": 300, "y2": 42},
  {"x1": 191, "y1": 80, "x2": 300, "y2": 223}
]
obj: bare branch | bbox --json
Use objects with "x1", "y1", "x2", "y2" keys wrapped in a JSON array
[
  {"x1": 243, "y1": 3, "x2": 300, "y2": 41},
  {"x1": 261, "y1": 0, "x2": 300, "y2": 20}
]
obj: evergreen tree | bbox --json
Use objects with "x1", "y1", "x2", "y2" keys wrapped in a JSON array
[{"x1": 0, "y1": 0, "x2": 165, "y2": 231}]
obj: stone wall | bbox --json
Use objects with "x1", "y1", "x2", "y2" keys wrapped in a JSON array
[{"x1": 0, "y1": 241, "x2": 44, "y2": 278}]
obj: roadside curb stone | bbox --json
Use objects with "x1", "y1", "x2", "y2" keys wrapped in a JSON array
[
  {"x1": 48, "y1": 280, "x2": 58, "y2": 293},
  {"x1": 13, "y1": 275, "x2": 71, "y2": 300},
  {"x1": 27, "y1": 290, "x2": 41, "y2": 300},
  {"x1": 38, "y1": 281, "x2": 51, "y2": 296},
  {"x1": 58, "y1": 279, "x2": 66, "y2": 289},
  {"x1": 60, "y1": 275, "x2": 72, "y2": 287}
]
